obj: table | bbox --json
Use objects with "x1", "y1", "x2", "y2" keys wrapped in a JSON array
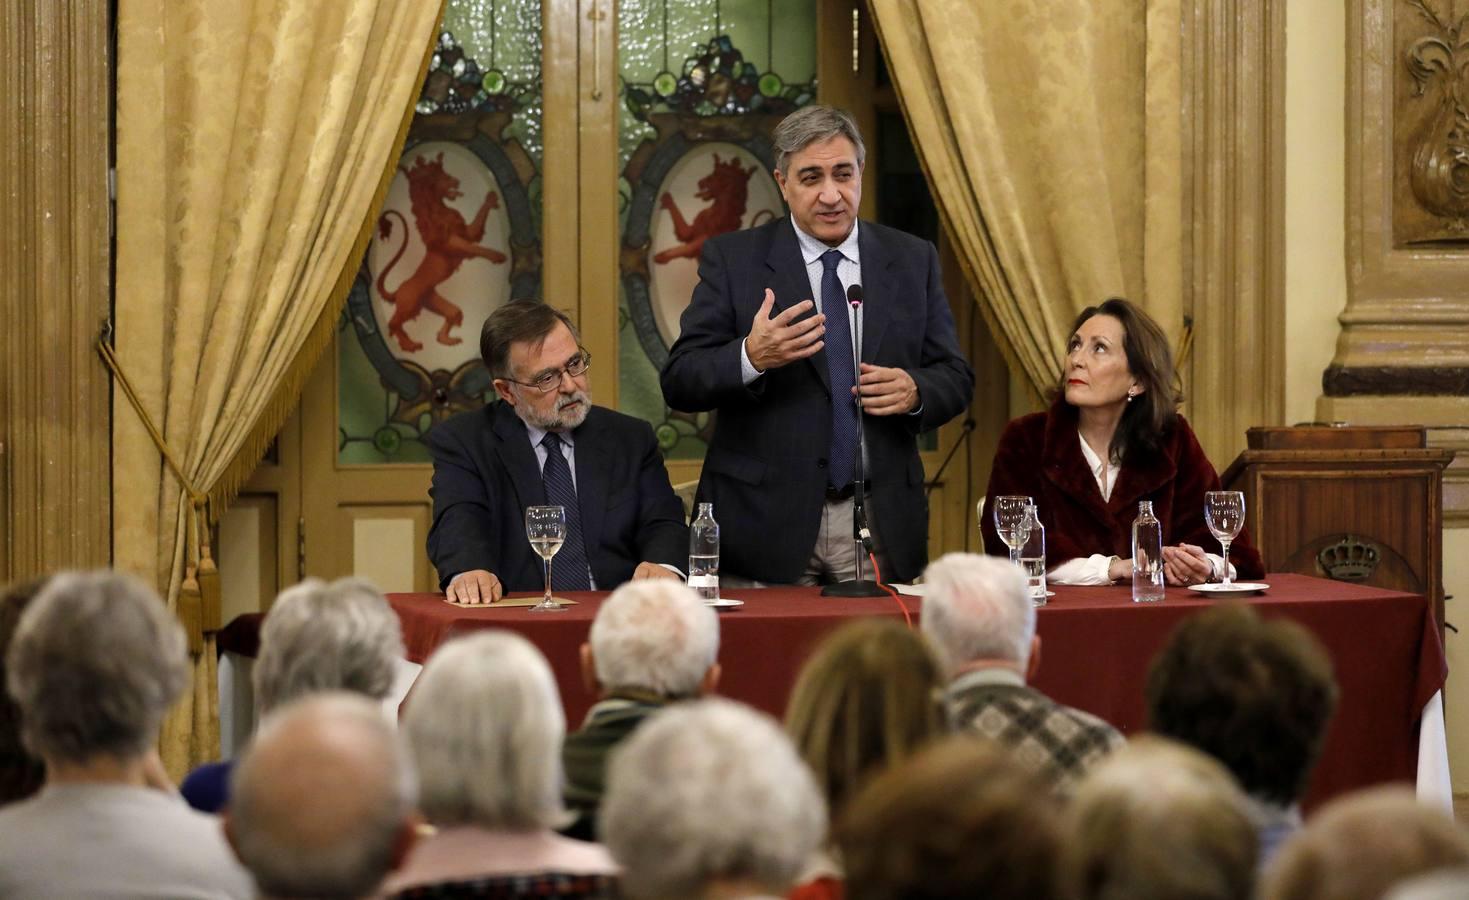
[{"x1": 384, "y1": 574, "x2": 1446, "y2": 810}]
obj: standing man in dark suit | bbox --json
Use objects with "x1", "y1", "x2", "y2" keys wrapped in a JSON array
[
  {"x1": 428, "y1": 300, "x2": 687, "y2": 604},
  {"x1": 661, "y1": 105, "x2": 973, "y2": 585}
]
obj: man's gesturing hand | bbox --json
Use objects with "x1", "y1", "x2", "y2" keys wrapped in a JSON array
[
  {"x1": 445, "y1": 569, "x2": 502, "y2": 605},
  {"x1": 856, "y1": 363, "x2": 919, "y2": 415},
  {"x1": 744, "y1": 289, "x2": 825, "y2": 372}
]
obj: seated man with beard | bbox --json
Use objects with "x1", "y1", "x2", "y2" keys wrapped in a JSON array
[{"x1": 428, "y1": 300, "x2": 688, "y2": 603}]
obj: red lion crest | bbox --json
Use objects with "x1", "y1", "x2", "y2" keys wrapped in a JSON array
[
  {"x1": 654, "y1": 153, "x2": 757, "y2": 264},
  {"x1": 376, "y1": 152, "x2": 508, "y2": 353}
]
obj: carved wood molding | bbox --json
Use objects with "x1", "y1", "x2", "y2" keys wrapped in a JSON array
[
  {"x1": 0, "y1": 0, "x2": 112, "y2": 577},
  {"x1": 1330, "y1": 0, "x2": 1469, "y2": 385},
  {"x1": 1182, "y1": 0, "x2": 1288, "y2": 465}
]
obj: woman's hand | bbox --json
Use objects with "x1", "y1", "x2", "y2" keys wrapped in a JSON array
[
  {"x1": 1162, "y1": 544, "x2": 1213, "y2": 586},
  {"x1": 1107, "y1": 556, "x2": 1133, "y2": 583}
]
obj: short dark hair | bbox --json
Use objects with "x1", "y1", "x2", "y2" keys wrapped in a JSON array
[
  {"x1": 479, "y1": 300, "x2": 580, "y2": 380},
  {"x1": 1061, "y1": 297, "x2": 1181, "y2": 459},
  {"x1": 1146, "y1": 603, "x2": 1338, "y2": 805},
  {"x1": 838, "y1": 736, "x2": 1066, "y2": 900}
]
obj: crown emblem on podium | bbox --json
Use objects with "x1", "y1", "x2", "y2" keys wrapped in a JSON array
[{"x1": 1317, "y1": 535, "x2": 1381, "y2": 582}]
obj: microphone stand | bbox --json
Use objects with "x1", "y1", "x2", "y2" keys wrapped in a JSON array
[{"x1": 823, "y1": 290, "x2": 886, "y2": 598}]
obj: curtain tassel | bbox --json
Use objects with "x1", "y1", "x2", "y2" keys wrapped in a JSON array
[
  {"x1": 179, "y1": 561, "x2": 205, "y2": 656},
  {"x1": 196, "y1": 501, "x2": 223, "y2": 634}
]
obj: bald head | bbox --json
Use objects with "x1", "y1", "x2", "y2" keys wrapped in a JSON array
[{"x1": 227, "y1": 693, "x2": 417, "y2": 900}]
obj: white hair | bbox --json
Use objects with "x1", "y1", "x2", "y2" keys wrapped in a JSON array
[
  {"x1": 591, "y1": 580, "x2": 718, "y2": 697},
  {"x1": 230, "y1": 693, "x2": 416, "y2": 899},
  {"x1": 920, "y1": 553, "x2": 1035, "y2": 672},
  {"x1": 404, "y1": 631, "x2": 567, "y2": 829},
  {"x1": 7, "y1": 571, "x2": 188, "y2": 763},
  {"x1": 602, "y1": 698, "x2": 826, "y2": 899},
  {"x1": 254, "y1": 577, "x2": 404, "y2": 714}
]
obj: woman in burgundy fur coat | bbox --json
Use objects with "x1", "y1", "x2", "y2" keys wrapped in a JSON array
[{"x1": 981, "y1": 298, "x2": 1263, "y2": 585}]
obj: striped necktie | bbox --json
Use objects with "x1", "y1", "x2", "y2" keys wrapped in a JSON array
[
  {"x1": 821, "y1": 249, "x2": 858, "y2": 490},
  {"x1": 539, "y1": 432, "x2": 591, "y2": 591}
]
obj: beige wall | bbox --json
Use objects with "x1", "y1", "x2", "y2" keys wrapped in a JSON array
[{"x1": 1283, "y1": 0, "x2": 1346, "y2": 428}]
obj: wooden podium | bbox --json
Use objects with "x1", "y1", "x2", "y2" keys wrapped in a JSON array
[{"x1": 1220, "y1": 426, "x2": 1452, "y2": 630}]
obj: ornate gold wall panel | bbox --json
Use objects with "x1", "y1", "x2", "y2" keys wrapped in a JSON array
[
  {"x1": 0, "y1": 0, "x2": 112, "y2": 579},
  {"x1": 1320, "y1": 0, "x2": 1469, "y2": 519},
  {"x1": 1324, "y1": 0, "x2": 1469, "y2": 393}
]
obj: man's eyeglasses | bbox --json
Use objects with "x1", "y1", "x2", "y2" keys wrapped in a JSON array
[{"x1": 501, "y1": 351, "x2": 592, "y2": 393}]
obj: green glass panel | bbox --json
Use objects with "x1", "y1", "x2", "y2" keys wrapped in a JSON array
[
  {"x1": 617, "y1": 0, "x2": 816, "y2": 459},
  {"x1": 339, "y1": 0, "x2": 543, "y2": 465}
]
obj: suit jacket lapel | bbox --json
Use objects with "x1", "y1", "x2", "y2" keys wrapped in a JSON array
[
  {"x1": 1040, "y1": 403, "x2": 1113, "y2": 526},
  {"x1": 766, "y1": 217, "x2": 831, "y2": 396},
  {"x1": 491, "y1": 402, "x2": 546, "y2": 512},
  {"x1": 1108, "y1": 431, "x2": 1178, "y2": 513},
  {"x1": 856, "y1": 223, "x2": 894, "y2": 363},
  {"x1": 572, "y1": 414, "x2": 609, "y2": 572}
]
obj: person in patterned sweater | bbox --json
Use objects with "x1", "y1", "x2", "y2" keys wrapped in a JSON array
[{"x1": 921, "y1": 553, "x2": 1123, "y2": 794}]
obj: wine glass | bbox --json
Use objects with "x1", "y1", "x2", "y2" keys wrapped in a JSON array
[
  {"x1": 992, "y1": 495, "x2": 1034, "y2": 566},
  {"x1": 525, "y1": 505, "x2": 568, "y2": 612},
  {"x1": 1204, "y1": 491, "x2": 1246, "y2": 587}
]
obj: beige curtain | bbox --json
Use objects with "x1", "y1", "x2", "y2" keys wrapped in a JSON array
[
  {"x1": 869, "y1": 0, "x2": 1182, "y2": 400},
  {"x1": 114, "y1": 0, "x2": 443, "y2": 775}
]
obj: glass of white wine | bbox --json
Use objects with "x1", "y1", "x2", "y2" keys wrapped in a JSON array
[
  {"x1": 992, "y1": 495, "x2": 1034, "y2": 567},
  {"x1": 525, "y1": 505, "x2": 567, "y2": 613},
  {"x1": 1204, "y1": 491, "x2": 1245, "y2": 587}
]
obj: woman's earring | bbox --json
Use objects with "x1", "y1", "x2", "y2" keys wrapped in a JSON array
[{"x1": 1126, "y1": 391, "x2": 1135, "y2": 403}]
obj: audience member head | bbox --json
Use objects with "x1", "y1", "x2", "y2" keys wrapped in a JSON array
[
  {"x1": 7, "y1": 571, "x2": 187, "y2": 769},
  {"x1": 479, "y1": 297, "x2": 581, "y2": 381},
  {"x1": 585, "y1": 579, "x2": 719, "y2": 699},
  {"x1": 227, "y1": 693, "x2": 418, "y2": 900},
  {"x1": 1386, "y1": 868, "x2": 1469, "y2": 900},
  {"x1": 1063, "y1": 735, "x2": 1257, "y2": 900},
  {"x1": 1260, "y1": 787, "x2": 1469, "y2": 900},
  {"x1": 785, "y1": 618, "x2": 946, "y2": 820},
  {"x1": 837, "y1": 735, "x2": 1065, "y2": 900},
  {"x1": 602, "y1": 698, "x2": 825, "y2": 899},
  {"x1": 1147, "y1": 602, "x2": 1338, "y2": 806},
  {"x1": 404, "y1": 630, "x2": 567, "y2": 830},
  {"x1": 921, "y1": 552, "x2": 1036, "y2": 677},
  {"x1": 254, "y1": 577, "x2": 404, "y2": 716},
  {"x1": 0, "y1": 578, "x2": 47, "y2": 804},
  {"x1": 1061, "y1": 297, "x2": 1180, "y2": 458}
]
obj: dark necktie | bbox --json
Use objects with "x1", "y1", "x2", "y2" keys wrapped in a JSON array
[
  {"x1": 539, "y1": 432, "x2": 591, "y2": 591},
  {"x1": 821, "y1": 249, "x2": 858, "y2": 490}
]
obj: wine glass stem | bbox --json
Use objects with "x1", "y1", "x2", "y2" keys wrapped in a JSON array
[
  {"x1": 1009, "y1": 547, "x2": 1020, "y2": 566},
  {"x1": 1219, "y1": 541, "x2": 1232, "y2": 587},
  {"x1": 543, "y1": 557, "x2": 553, "y2": 604}
]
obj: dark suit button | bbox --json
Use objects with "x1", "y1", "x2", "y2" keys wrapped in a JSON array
[{"x1": 817, "y1": 458, "x2": 828, "y2": 468}]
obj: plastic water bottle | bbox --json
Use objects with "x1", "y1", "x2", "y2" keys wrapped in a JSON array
[
  {"x1": 688, "y1": 502, "x2": 720, "y2": 602},
  {"x1": 1132, "y1": 500, "x2": 1165, "y2": 603},
  {"x1": 1019, "y1": 505, "x2": 1047, "y2": 606}
]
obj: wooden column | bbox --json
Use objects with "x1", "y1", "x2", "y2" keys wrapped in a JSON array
[{"x1": 0, "y1": 0, "x2": 113, "y2": 580}]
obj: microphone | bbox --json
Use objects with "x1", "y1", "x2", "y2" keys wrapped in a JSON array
[{"x1": 822, "y1": 283, "x2": 886, "y2": 598}]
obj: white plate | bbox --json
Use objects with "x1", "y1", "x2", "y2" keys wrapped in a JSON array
[
  {"x1": 706, "y1": 597, "x2": 745, "y2": 609},
  {"x1": 1188, "y1": 582, "x2": 1269, "y2": 596}
]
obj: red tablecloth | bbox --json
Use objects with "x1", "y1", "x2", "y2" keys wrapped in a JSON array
[{"x1": 385, "y1": 574, "x2": 1444, "y2": 810}]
